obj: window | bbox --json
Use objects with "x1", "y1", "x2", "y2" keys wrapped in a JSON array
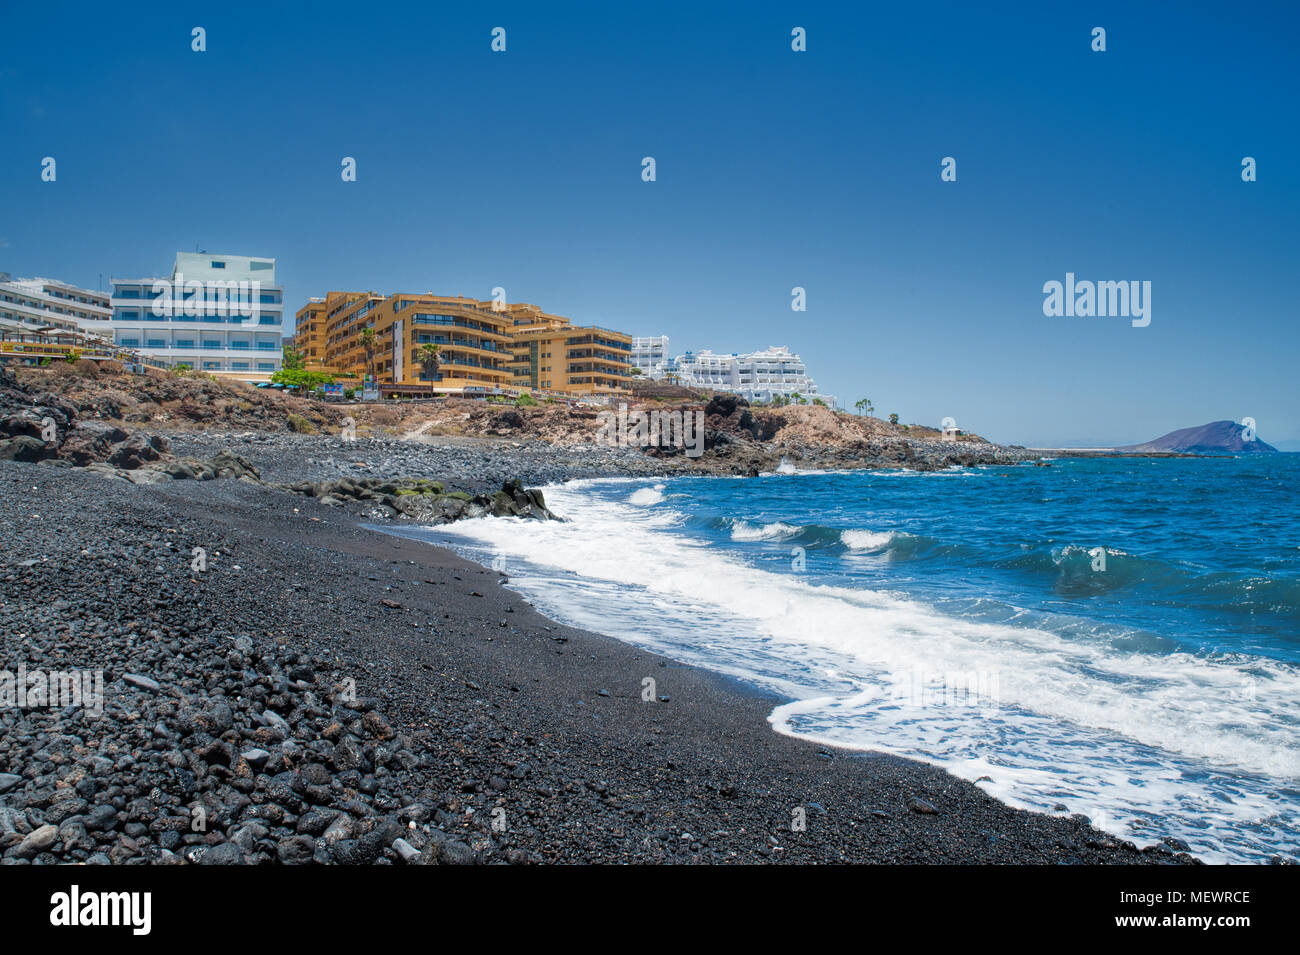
[
  {"x1": 202, "y1": 340, "x2": 220, "y2": 349},
  {"x1": 118, "y1": 311, "x2": 139, "y2": 320},
  {"x1": 204, "y1": 362, "x2": 220, "y2": 370},
  {"x1": 211, "y1": 261, "x2": 225, "y2": 269},
  {"x1": 119, "y1": 338, "x2": 139, "y2": 347},
  {"x1": 176, "y1": 339, "x2": 195, "y2": 348},
  {"x1": 231, "y1": 362, "x2": 249, "y2": 370},
  {"x1": 146, "y1": 339, "x2": 166, "y2": 348},
  {"x1": 257, "y1": 362, "x2": 275, "y2": 371}
]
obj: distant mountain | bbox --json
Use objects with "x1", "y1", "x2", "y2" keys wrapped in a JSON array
[{"x1": 1116, "y1": 420, "x2": 1278, "y2": 454}]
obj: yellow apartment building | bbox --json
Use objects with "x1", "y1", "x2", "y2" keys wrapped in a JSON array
[
  {"x1": 292, "y1": 291, "x2": 631, "y2": 398},
  {"x1": 320, "y1": 290, "x2": 385, "y2": 377},
  {"x1": 290, "y1": 297, "x2": 333, "y2": 371},
  {"x1": 504, "y1": 306, "x2": 632, "y2": 397},
  {"x1": 318, "y1": 292, "x2": 512, "y2": 393}
]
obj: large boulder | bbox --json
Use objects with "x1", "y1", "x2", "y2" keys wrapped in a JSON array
[
  {"x1": 489, "y1": 410, "x2": 525, "y2": 433},
  {"x1": 0, "y1": 401, "x2": 75, "y2": 445},
  {"x1": 482, "y1": 478, "x2": 557, "y2": 521},
  {"x1": 704, "y1": 393, "x2": 746, "y2": 418},
  {"x1": 107, "y1": 432, "x2": 169, "y2": 470},
  {"x1": 29, "y1": 393, "x2": 79, "y2": 429},
  {"x1": 0, "y1": 412, "x2": 46, "y2": 441},
  {"x1": 0, "y1": 435, "x2": 53, "y2": 462},
  {"x1": 60, "y1": 422, "x2": 130, "y2": 465},
  {"x1": 210, "y1": 449, "x2": 260, "y2": 481},
  {"x1": 390, "y1": 493, "x2": 476, "y2": 523}
]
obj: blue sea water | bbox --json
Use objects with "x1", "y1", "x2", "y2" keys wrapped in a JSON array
[{"x1": 399, "y1": 455, "x2": 1300, "y2": 863}]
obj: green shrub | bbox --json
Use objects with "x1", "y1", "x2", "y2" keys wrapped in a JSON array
[{"x1": 286, "y1": 413, "x2": 315, "y2": 434}]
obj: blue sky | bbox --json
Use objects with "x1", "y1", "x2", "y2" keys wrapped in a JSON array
[{"x1": 2, "y1": 0, "x2": 1296, "y2": 447}]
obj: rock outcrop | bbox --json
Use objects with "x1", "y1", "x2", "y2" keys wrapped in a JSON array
[{"x1": 282, "y1": 476, "x2": 559, "y2": 523}]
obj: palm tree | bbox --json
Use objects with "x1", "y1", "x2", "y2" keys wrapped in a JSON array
[
  {"x1": 790, "y1": 391, "x2": 803, "y2": 405},
  {"x1": 855, "y1": 398, "x2": 874, "y2": 417},
  {"x1": 417, "y1": 342, "x2": 441, "y2": 383},
  {"x1": 358, "y1": 328, "x2": 376, "y2": 381}
]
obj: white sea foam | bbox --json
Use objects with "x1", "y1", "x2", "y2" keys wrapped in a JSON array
[
  {"x1": 840, "y1": 529, "x2": 896, "y2": 550},
  {"x1": 730, "y1": 520, "x2": 800, "y2": 542},
  {"x1": 627, "y1": 484, "x2": 665, "y2": 506},
  {"x1": 414, "y1": 479, "x2": 1300, "y2": 863},
  {"x1": 758, "y1": 463, "x2": 860, "y2": 478}
]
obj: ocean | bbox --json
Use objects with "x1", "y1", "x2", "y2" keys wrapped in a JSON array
[{"x1": 399, "y1": 455, "x2": 1300, "y2": 864}]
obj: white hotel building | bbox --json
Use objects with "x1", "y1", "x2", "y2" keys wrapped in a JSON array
[
  {"x1": 673, "y1": 344, "x2": 836, "y2": 409},
  {"x1": 0, "y1": 274, "x2": 114, "y2": 341},
  {"x1": 110, "y1": 252, "x2": 283, "y2": 380},
  {"x1": 631, "y1": 335, "x2": 671, "y2": 378}
]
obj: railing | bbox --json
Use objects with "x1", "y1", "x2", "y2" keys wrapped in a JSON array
[
  {"x1": 0, "y1": 340, "x2": 169, "y2": 369},
  {"x1": 1, "y1": 340, "x2": 118, "y2": 359}
]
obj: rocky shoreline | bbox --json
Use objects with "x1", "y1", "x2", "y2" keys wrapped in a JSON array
[
  {"x1": 1, "y1": 362, "x2": 1039, "y2": 482},
  {"x1": 0, "y1": 452, "x2": 1199, "y2": 865},
  {"x1": 0, "y1": 363, "x2": 1201, "y2": 865}
]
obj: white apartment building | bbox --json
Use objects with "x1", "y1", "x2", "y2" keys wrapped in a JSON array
[
  {"x1": 0, "y1": 274, "x2": 113, "y2": 341},
  {"x1": 631, "y1": 335, "x2": 671, "y2": 379},
  {"x1": 674, "y1": 345, "x2": 836, "y2": 409},
  {"x1": 110, "y1": 252, "x2": 283, "y2": 380},
  {"x1": 674, "y1": 349, "x2": 735, "y2": 388}
]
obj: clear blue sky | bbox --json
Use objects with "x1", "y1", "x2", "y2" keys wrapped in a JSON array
[{"x1": 2, "y1": 0, "x2": 1296, "y2": 447}]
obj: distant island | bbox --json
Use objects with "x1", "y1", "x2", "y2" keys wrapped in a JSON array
[{"x1": 1116, "y1": 420, "x2": 1277, "y2": 454}]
